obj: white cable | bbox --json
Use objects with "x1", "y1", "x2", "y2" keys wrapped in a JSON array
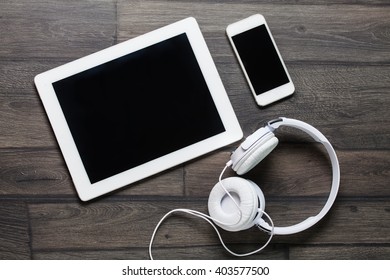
[
  {"x1": 148, "y1": 208, "x2": 274, "y2": 259},
  {"x1": 148, "y1": 162, "x2": 275, "y2": 260}
]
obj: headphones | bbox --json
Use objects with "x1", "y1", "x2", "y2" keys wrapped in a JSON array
[
  {"x1": 149, "y1": 117, "x2": 340, "y2": 258},
  {"x1": 208, "y1": 117, "x2": 340, "y2": 235}
]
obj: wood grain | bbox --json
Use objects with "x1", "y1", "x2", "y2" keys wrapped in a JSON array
[
  {"x1": 0, "y1": 0, "x2": 117, "y2": 61},
  {"x1": 33, "y1": 244, "x2": 288, "y2": 260},
  {"x1": 117, "y1": 1, "x2": 390, "y2": 63},
  {"x1": 0, "y1": 147, "x2": 185, "y2": 197},
  {"x1": 27, "y1": 199, "x2": 389, "y2": 258},
  {"x1": 0, "y1": 0, "x2": 389, "y2": 259},
  {"x1": 0, "y1": 202, "x2": 30, "y2": 259},
  {"x1": 1, "y1": 145, "x2": 387, "y2": 197},
  {"x1": 185, "y1": 148, "x2": 390, "y2": 198},
  {"x1": 289, "y1": 245, "x2": 390, "y2": 260}
]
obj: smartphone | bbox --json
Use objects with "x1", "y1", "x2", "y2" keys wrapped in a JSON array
[{"x1": 227, "y1": 14, "x2": 294, "y2": 106}]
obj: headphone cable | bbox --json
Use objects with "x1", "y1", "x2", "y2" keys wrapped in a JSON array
[{"x1": 148, "y1": 162, "x2": 275, "y2": 259}]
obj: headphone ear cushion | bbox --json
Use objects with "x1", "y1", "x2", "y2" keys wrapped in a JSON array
[
  {"x1": 235, "y1": 136, "x2": 279, "y2": 175},
  {"x1": 208, "y1": 177, "x2": 264, "y2": 232}
]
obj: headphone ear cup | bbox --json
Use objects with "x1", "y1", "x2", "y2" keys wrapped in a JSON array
[
  {"x1": 208, "y1": 177, "x2": 265, "y2": 232},
  {"x1": 235, "y1": 136, "x2": 279, "y2": 175}
]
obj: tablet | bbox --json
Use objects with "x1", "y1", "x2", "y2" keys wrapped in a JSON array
[{"x1": 35, "y1": 17, "x2": 243, "y2": 201}]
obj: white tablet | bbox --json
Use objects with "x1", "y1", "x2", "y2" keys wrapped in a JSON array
[{"x1": 34, "y1": 17, "x2": 242, "y2": 201}]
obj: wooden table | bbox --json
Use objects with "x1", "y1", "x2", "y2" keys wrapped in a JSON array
[{"x1": 1, "y1": 0, "x2": 389, "y2": 259}]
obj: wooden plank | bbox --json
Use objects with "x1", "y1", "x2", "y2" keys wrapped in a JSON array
[
  {"x1": 0, "y1": 202, "x2": 31, "y2": 259},
  {"x1": 185, "y1": 147, "x2": 332, "y2": 197},
  {"x1": 0, "y1": 0, "x2": 117, "y2": 60},
  {"x1": 0, "y1": 60, "x2": 63, "y2": 95},
  {"x1": 117, "y1": 1, "x2": 390, "y2": 63},
  {"x1": 185, "y1": 148, "x2": 390, "y2": 198},
  {"x1": 0, "y1": 148, "x2": 75, "y2": 197},
  {"x1": 0, "y1": 148, "x2": 184, "y2": 197},
  {"x1": 1, "y1": 145, "x2": 387, "y2": 197},
  {"x1": 29, "y1": 199, "x2": 390, "y2": 254},
  {"x1": 33, "y1": 245, "x2": 390, "y2": 260},
  {"x1": 156, "y1": 0, "x2": 389, "y2": 5},
  {"x1": 271, "y1": 199, "x2": 390, "y2": 244},
  {"x1": 289, "y1": 245, "x2": 390, "y2": 260},
  {"x1": 29, "y1": 201, "x2": 213, "y2": 251},
  {"x1": 219, "y1": 63, "x2": 390, "y2": 151},
  {"x1": 1, "y1": 61, "x2": 389, "y2": 150},
  {"x1": 0, "y1": 94, "x2": 56, "y2": 149},
  {"x1": 33, "y1": 245, "x2": 287, "y2": 260}
]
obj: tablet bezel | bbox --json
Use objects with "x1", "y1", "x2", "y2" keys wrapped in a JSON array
[{"x1": 34, "y1": 17, "x2": 243, "y2": 201}]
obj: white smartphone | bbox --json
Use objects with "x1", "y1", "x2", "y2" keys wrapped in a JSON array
[{"x1": 227, "y1": 14, "x2": 294, "y2": 106}]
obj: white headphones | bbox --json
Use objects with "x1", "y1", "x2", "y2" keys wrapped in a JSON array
[
  {"x1": 149, "y1": 117, "x2": 340, "y2": 259},
  {"x1": 208, "y1": 117, "x2": 340, "y2": 235}
]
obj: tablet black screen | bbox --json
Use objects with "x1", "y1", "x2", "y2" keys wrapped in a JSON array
[{"x1": 53, "y1": 33, "x2": 225, "y2": 184}]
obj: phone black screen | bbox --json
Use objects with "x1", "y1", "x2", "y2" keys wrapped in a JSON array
[{"x1": 232, "y1": 25, "x2": 289, "y2": 95}]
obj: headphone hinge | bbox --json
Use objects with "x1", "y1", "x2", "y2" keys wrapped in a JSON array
[{"x1": 268, "y1": 117, "x2": 283, "y2": 125}]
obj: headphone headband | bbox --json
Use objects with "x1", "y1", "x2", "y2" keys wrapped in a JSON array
[{"x1": 259, "y1": 117, "x2": 340, "y2": 235}]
